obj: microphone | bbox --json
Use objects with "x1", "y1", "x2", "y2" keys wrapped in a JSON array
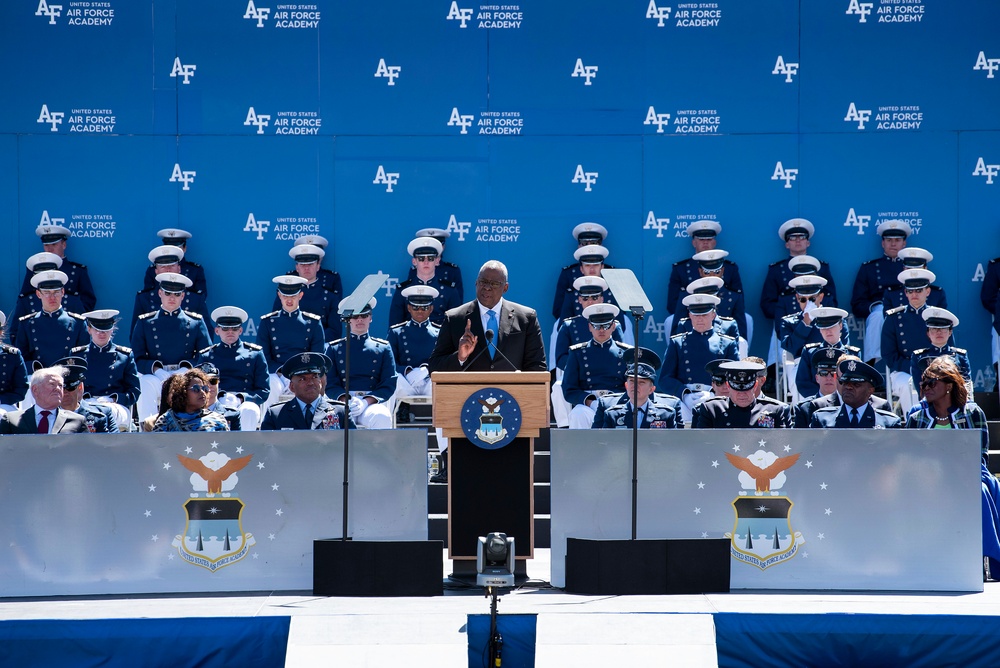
[
  {"x1": 484, "y1": 329, "x2": 519, "y2": 371},
  {"x1": 461, "y1": 331, "x2": 492, "y2": 371}
]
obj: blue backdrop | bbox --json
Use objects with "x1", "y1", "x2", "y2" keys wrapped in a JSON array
[{"x1": 2, "y1": 0, "x2": 998, "y2": 388}]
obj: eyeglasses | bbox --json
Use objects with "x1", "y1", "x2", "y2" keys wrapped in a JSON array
[
  {"x1": 816, "y1": 369, "x2": 837, "y2": 377},
  {"x1": 218, "y1": 325, "x2": 242, "y2": 332},
  {"x1": 476, "y1": 279, "x2": 505, "y2": 290},
  {"x1": 711, "y1": 377, "x2": 727, "y2": 385},
  {"x1": 904, "y1": 287, "x2": 927, "y2": 294},
  {"x1": 349, "y1": 314, "x2": 372, "y2": 321},
  {"x1": 414, "y1": 254, "x2": 437, "y2": 262},
  {"x1": 39, "y1": 288, "x2": 64, "y2": 296},
  {"x1": 787, "y1": 233, "x2": 808, "y2": 241},
  {"x1": 797, "y1": 296, "x2": 818, "y2": 304},
  {"x1": 188, "y1": 385, "x2": 211, "y2": 393},
  {"x1": 162, "y1": 290, "x2": 184, "y2": 296},
  {"x1": 920, "y1": 377, "x2": 941, "y2": 389},
  {"x1": 591, "y1": 322, "x2": 614, "y2": 331},
  {"x1": 409, "y1": 304, "x2": 431, "y2": 311},
  {"x1": 579, "y1": 294, "x2": 601, "y2": 302},
  {"x1": 206, "y1": 377, "x2": 220, "y2": 386}
]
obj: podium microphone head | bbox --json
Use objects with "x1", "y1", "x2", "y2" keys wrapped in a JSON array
[{"x1": 485, "y1": 329, "x2": 494, "y2": 343}]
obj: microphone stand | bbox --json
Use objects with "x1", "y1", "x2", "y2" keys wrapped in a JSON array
[
  {"x1": 629, "y1": 306, "x2": 645, "y2": 541},
  {"x1": 341, "y1": 310, "x2": 353, "y2": 542}
]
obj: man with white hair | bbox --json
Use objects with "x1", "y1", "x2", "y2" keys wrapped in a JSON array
[
  {"x1": 130, "y1": 273, "x2": 212, "y2": 422},
  {"x1": 0, "y1": 366, "x2": 89, "y2": 434}
]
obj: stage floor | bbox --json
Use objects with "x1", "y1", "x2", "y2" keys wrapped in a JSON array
[{"x1": 3, "y1": 550, "x2": 1000, "y2": 668}]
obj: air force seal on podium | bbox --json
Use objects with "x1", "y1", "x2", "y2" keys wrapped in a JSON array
[{"x1": 460, "y1": 387, "x2": 522, "y2": 450}]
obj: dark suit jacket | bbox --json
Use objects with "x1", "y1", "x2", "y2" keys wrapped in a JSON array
[
  {"x1": 260, "y1": 397, "x2": 355, "y2": 431},
  {"x1": 0, "y1": 406, "x2": 90, "y2": 434},
  {"x1": 427, "y1": 299, "x2": 547, "y2": 372},
  {"x1": 592, "y1": 393, "x2": 684, "y2": 429}
]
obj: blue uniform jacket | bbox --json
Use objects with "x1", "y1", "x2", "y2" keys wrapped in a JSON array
[
  {"x1": 909, "y1": 345, "x2": 971, "y2": 385},
  {"x1": 592, "y1": 393, "x2": 684, "y2": 429},
  {"x1": 881, "y1": 304, "x2": 951, "y2": 374},
  {"x1": 554, "y1": 315, "x2": 624, "y2": 371},
  {"x1": 18, "y1": 258, "x2": 96, "y2": 313},
  {"x1": 131, "y1": 288, "x2": 209, "y2": 334},
  {"x1": 256, "y1": 309, "x2": 325, "y2": 371},
  {"x1": 271, "y1": 279, "x2": 342, "y2": 340},
  {"x1": 130, "y1": 309, "x2": 211, "y2": 374},
  {"x1": 658, "y1": 330, "x2": 740, "y2": 397},
  {"x1": 8, "y1": 292, "x2": 87, "y2": 343},
  {"x1": 850, "y1": 255, "x2": 905, "y2": 319},
  {"x1": 0, "y1": 344, "x2": 29, "y2": 405},
  {"x1": 261, "y1": 397, "x2": 354, "y2": 431},
  {"x1": 71, "y1": 341, "x2": 141, "y2": 408},
  {"x1": 387, "y1": 319, "x2": 440, "y2": 372},
  {"x1": 76, "y1": 398, "x2": 118, "y2": 433},
  {"x1": 325, "y1": 333, "x2": 397, "y2": 402},
  {"x1": 142, "y1": 259, "x2": 207, "y2": 297},
  {"x1": 794, "y1": 342, "x2": 860, "y2": 399},
  {"x1": 407, "y1": 261, "x2": 463, "y2": 302},
  {"x1": 388, "y1": 276, "x2": 462, "y2": 329},
  {"x1": 667, "y1": 259, "x2": 743, "y2": 315},
  {"x1": 671, "y1": 315, "x2": 740, "y2": 340},
  {"x1": 15, "y1": 308, "x2": 89, "y2": 368},
  {"x1": 760, "y1": 258, "x2": 838, "y2": 320},
  {"x1": 197, "y1": 340, "x2": 271, "y2": 404},
  {"x1": 809, "y1": 404, "x2": 901, "y2": 429},
  {"x1": 563, "y1": 338, "x2": 632, "y2": 406},
  {"x1": 881, "y1": 284, "x2": 947, "y2": 312},
  {"x1": 778, "y1": 314, "x2": 850, "y2": 358}
]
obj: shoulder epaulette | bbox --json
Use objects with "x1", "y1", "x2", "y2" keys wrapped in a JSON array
[
  {"x1": 303, "y1": 312, "x2": 321, "y2": 321},
  {"x1": 718, "y1": 333, "x2": 738, "y2": 342},
  {"x1": 240, "y1": 342, "x2": 260, "y2": 351},
  {"x1": 329, "y1": 337, "x2": 346, "y2": 345},
  {"x1": 873, "y1": 407, "x2": 899, "y2": 418},
  {"x1": 370, "y1": 336, "x2": 389, "y2": 345},
  {"x1": 441, "y1": 260, "x2": 460, "y2": 269},
  {"x1": 885, "y1": 305, "x2": 906, "y2": 317},
  {"x1": 757, "y1": 395, "x2": 785, "y2": 406},
  {"x1": 861, "y1": 258, "x2": 879, "y2": 266},
  {"x1": 804, "y1": 342, "x2": 822, "y2": 351},
  {"x1": 0, "y1": 343, "x2": 19, "y2": 354},
  {"x1": 768, "y1": 259, "x2": 786, "y2": 267},
  {"x1": 182, "y1": 310, "x2": 203, "y2": 319},
  {"x1": 562, "y1": 317, "x2": 574, "y2": 326},
  {"x1": 198, "y1": 345, "x2": 214, "y2": 355},
  {"x1": 138, "y1": 311, "x2": 156, "y2": 320},
  {"x1": 19, "y1": 312, "x2": 36, "y2": 321},
  {"x1": 260, "y1": 310, "x2": 280, "y2": 319},
  {"x1": 569, "y1": 341, "x2": 588, "y2": 351},
  {"x1": 561, "y1": 263, "x2": 576, "y2": 271},
  {"x1": 845, "y1": 345, "x2": 861, "y2": 354},
  {"x1": 716, "y1": 315, "x2": 735, "y2": 322},
  {"x1": 71, "y1": 344, "x2": 87, "y2": 353},
  {"x1": 68, "y1": 312, "x2": 86, "y2": 321},
  {"x1": 952, "y1": 347, "x2": 967, "y2": 355},
  {"x1": 115, "y1": 344, "x2": 133, "y2": 354},
  {"x1": 186, "y1": 260, "x2": 203, "y2": 268},
  {"x1": 390, "y1": 321, "x2": 408, "y2": 330}
]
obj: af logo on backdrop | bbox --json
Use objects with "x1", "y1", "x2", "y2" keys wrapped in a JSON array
[
  {"x1": 974, "y1": 51, "x2": 1000, "y2": 79},
  {"x1": 35, "y1": 0, "x2": 115, "y2": 26},
  {"x1": 572, "y1": 165, "x2": 598, "y2": 192},
  {"x1": 170, "y1": 57, "x2": 197, "y2": 85},
  {"x1": 771, "y1": 162, "x2": 798, "y2": 189},
  {"x1": 169, "y1": 164, "x2": 196, "y2": 191},
  {"x1": 974, "y1": 157, "x2": 999, "y2": 185}
]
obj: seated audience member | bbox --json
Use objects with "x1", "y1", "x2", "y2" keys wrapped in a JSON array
[
  {"x1": 15, "y1": 270, "x2": 89, "y2": 371},
  {"x1": 769, "y1": 255, "x2": 822, "y2": 330},
  {"x1": 261, "y1": 352, "x2": 353, "y2": 431},
  {"x1": 388, "y1": 285, "x2": 440, "y2": 422},
  {"x1": 666, "y1": 220, "x2": 742, "y2": 316},
  {"x1": 809, "y1": 359, "x2": 901, "y2": 429},
  {"x1": 257, "y1": 275, "x2": 326, "y2": 413},
  {"x1": 672, "y1": 275, "x2": 745, "y2": 343},
  {"x1": 141, "y1": 228, "x2": 207, "y2": 300},
  {"x1": 909, "y1": 307, "x2": 971, "y2": 396},
  {"x1": 564, "y1": 303, "x2": 633, "y2": 429},
  {"x1": 882, "y1": 268, "x2": 942, "y2": 414},
  {"x1": 658, "y1": 294, "x2": 740, "y2": 423},
  {"x1": 0, "y1": 310, "x2": 29, "y2": 415},
  {"x1": 388, "y1": 237, "x2": 461, "y2": 328},
  {"x1": 72, "y1": 309, "x2": 140, "y2": 431},
  {"x1": 9, "y1": 252, "x2": 87, "y2": 342},
  {"x1": 132, "y1": 245, "x2": 209, "y2": 332},
  {"x1": 151, "y1": 369, "x2": 229, "y2": 432},
  {"x1": 692, "y1": 361, "x2": 791, "y2": 429},
  {"x1": 14, "y1": 223, "x2": 96, "y2": 321},
  {"x1": 325, "y1": 298, "x2": 397, "y2": 430},
  {"x1": 760, "y1": 218, "x2": 837, "y2": 323},
  {"x1": 793, "y1": 348, "x2": 843, "y2": 428},
  {"x1": 705, "y1": 359, "x2": 731, "y2": 399},
  {"x1": 197, "y1": 306, "x2": 269, "y2": 431},
  {"x1": 197, "y1": 362, "x2": 241, "y2": 432},
  {"x1": 56, "y1": 356, "x2": 117, "y2": 433},
  {"x1": 881, "y1": 247, "x2": 947, "y2": 312},
  {"x1": 275, "y1": 243, "x2": 342, "y2": 340},
  {"x1": 778, "y1": 277, "x2": 849, "y2": 358},
  {"x1": 131, "y1": 273, "x2": 212, "y2": 422},
  {"x1": 592, "y1": 347, "x2": 682, "y2": 429},
  {"x1": 0, "y1": 365, "x2": 89, "y2": 434},
  {"x1": 794, "y1": 307, "x2": 857, "y2": 400},
  {"x1": 413, "y1": 227, "x2": 464, "y2": 299},
  {"x1": 850, "y1": 219, "x2": 911, "y2": 363},
  {"x1": 551, "y1": 222, "x2": 609, "y2": 320},
  {"x1": 904, "y1": 356, "x2": 999, "y2": 579}
]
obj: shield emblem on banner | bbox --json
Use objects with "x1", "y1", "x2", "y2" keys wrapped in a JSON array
[
  {"x1": 173, "y1": 498, "x2": 255, "y2": 572},
  {"x1": 729, "y1": 496, "x2": 799, "y2": 570}
]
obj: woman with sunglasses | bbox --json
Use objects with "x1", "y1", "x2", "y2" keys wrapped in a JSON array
[
  {"x1": 905, "y1": 357, "x2": 999, "y2": 579},
  {"x1": 151, "y1": 369, "x2": 229, "y2": 432}
]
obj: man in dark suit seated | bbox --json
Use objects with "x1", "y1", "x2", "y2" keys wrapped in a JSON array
[
  {"x1": 428, "y1": 260, "x2": 547, "y2": 372},
  {"x1": 0, "y1": 365, "x2": 89, "y2": 434},
  {"x1": 592, "y1": 347, "x2": 683, "y2": 429},
  {"x1": 809, "y1": 359, "x2": 901, "y2": 429},
  {"x1": 260, "y1": 352, "x2": 353, "y2": 431}
]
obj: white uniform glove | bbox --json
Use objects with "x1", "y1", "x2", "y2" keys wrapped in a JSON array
[
  {"x1": 349, "y1": 396, "x2": 366, "y2": 418},
  {"x1": 406, "y1": 366, "x2": 429, "y2": 385}
]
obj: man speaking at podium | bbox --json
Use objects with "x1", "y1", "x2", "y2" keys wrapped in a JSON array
[{"x1": 428, "y1": 260, "x2": 546, "y2": 372}]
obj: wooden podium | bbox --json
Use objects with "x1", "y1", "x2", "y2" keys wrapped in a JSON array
[{"x1": 432, "y1": 371, "x2": 550, "y2": 562}]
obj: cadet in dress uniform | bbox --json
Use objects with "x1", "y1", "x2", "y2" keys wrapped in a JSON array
[
  {"x1": 56, "y1": 356, "x2": 117, "y2": 433},
  {"x1": 257, "y1": 275, "x2": 326, "y2": 413},
  {"x1": 671, "y1": 276, "x2": 744, "y2": 343},
  {"x1": 666, "y1": 220, "x2": 743, "y2": 316},
  {"x1": 71, "y1": 309, "x2": 140, "y2": 430},
  {"x1": 592, "y1": 347, "x2": 683, "y2": 429},
  {"x1": 197, "y1": 306, "x2": 269, "y2": 431},
  {"x1": 388, "y1": 237, "x2": 462, "y2": 329},
  {"x1": 705, "y1": 359, "x2": 731, "y2": 398},
  {"x1": 692, "y1": 361, "x2": 791, "y2": 429},
  {"x1": 551, "y1": 222, "x2": 609, "y2": 319},
  {"x1": 794, "y1": 308, "x2": 859, "y2": 400},
  {"x1": 260, "y1": 352, "x2": 354, "y2": 431},
  {"x1": 325, "y1": 298, "x2": 397, "y2": 430},
  {"x1": 658, "y1": 293, "x2": 740, "y2": 423},
  {"x1": 778, "y1": 276, "x2": 850, "y2": 358},
  {"x1": 132, "y1": 245, "x2": 209, "y2": 332},
  {"x1": 555, "y1": 245, "x2": 613, "y2": 319},
  {"x1": 809, "y1": 359, "x2": 901, "y2": 429},
  {"x1": 9, "y1": 253, "x2": 87, "y2": 343},
  {"x1": 388, "y1": 285, "x2": 441, "y2": 406},
  {"x1": 563, "y1": 303, "x2": 633, "y2": 429},
  {"x1": 769, "y1": 255, "x2": 822, "y2": 329},
  {"x1": 666, "y1": 248, "x2": 747, "y2": 343},
  {"x1": 197, "y1": 362, "x2": 242, "y2": 431},
  {"x1": 0, "y1": 310, "x2": 29, "y2": 414},
  {"x1": 850, "y1": 219, "x2": 912, "y2": 363},
  {"x1": 141, "y1": 229, "x2": 207, "y2": 300},
  {"x1": 273, "y1": 244, "x2": 342, "y2": 340},
  {"x1": 413, "y1": 227, "x2": 464, "y2": 300},
  {"x1": 760, "y1": 218, "x2": 838, "y2": 322},
  {"x1": 881, "y1": 248, "x2": 948, "y2": 312},
  {"x1": 980, "y1": 254, "x2": 1000, "y2": 372},
  {"x1": 130, "y1": 273, "x2": 212, "y2": 422},
  {"x1": 882, "y1": 268, "x2": 943, "y2": 413},
  {"x1": 15, "y1": 270, "x2": 89, "y2": 372},
  {"x1": 15, "y1": 223, "x2": 96, "y2": 320},
  {"x1": 909, "y1": 307, "x2": 972, "y2": 393},
  {"x1": 792, "y1": 347, "x2": 842, "y2": 427}
]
